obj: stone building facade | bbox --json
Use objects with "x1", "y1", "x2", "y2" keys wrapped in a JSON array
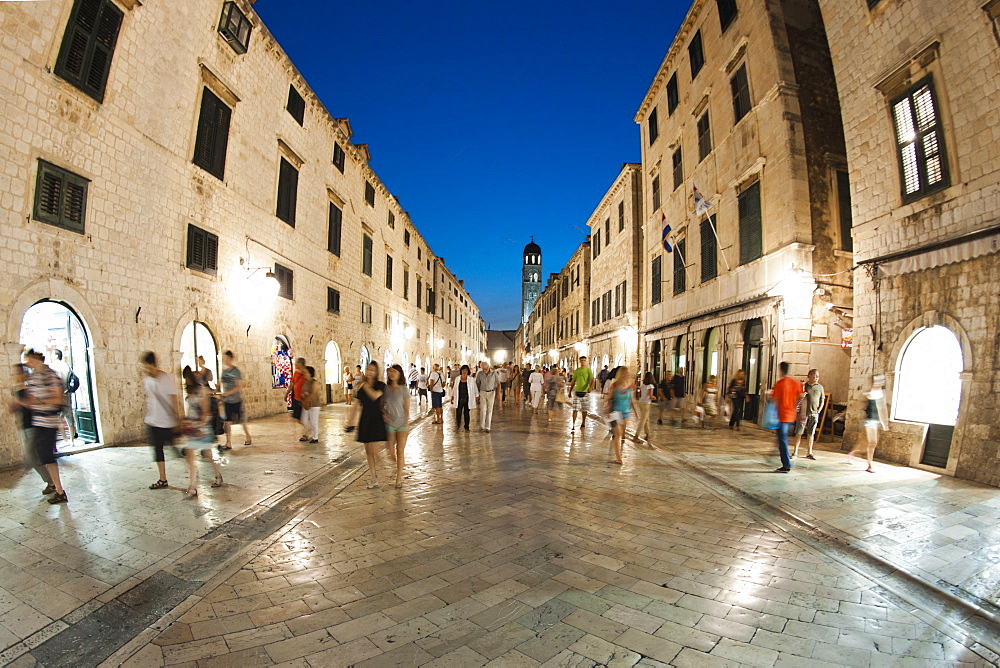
[
  {"x1": 586, "y1": 164, "x2": 643, "y2": 374},
  {"x1": 634, "y1": 0, "x2": 853, "y2": 422},
  {"x1": 0, "y1": 0, "x2": 483, "y2": 466},
  {"x1": 817, "y1": 0, "x2": 1000, "y2": 486}
]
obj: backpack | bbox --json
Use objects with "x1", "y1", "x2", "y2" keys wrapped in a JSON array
[{"x1": 65, "y1": 370, "x2": 81, "y2": 394}]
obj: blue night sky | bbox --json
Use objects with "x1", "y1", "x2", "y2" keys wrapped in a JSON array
[{"x1": 254, "y1": 1, "x2": 688, "y2": 330}]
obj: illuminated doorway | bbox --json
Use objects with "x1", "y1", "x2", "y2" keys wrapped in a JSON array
[
  {"x1": 742, "y1": 319, "x2": 763, "y2": 422},
  {"x1": 19, "y1": 300, "x2": 99, "y2": 447},
  {"x1": 324, "y1": 341, "x2": 341, "y2": 404},
  {"x1": 180, "y1": 321, "x2": 218, "y2": 389}
]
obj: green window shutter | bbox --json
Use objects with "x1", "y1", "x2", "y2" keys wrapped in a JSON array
[
  {"x1": 327, "y1": 203, "x2": 342, "y2": 256},
  {"x1": 55, "y1": 0, "x2": 122, "y2": 103},
  {"x1": 651, "y1": 256, "x2": 662, "y2": 305},
  {"x1": 700, "y1": 215, "x2": 718, "y2": 282},
  {"x1": 187, "y1": 225, "x2": 205, "y2": 270},
  {"x1": 34, "y1": 160, "x2": 88, "y2": 234},
  {"x1": 738, "y1": 182, "x2": 762, "y2": 264},
  {"x1": 193, "y1": 88, "x2": 231, "y2": 180},
  {"x1": 673, "y1": 240, "x2": 686, "y2": 295},
  {"x1": 276, "y1": 158, "x2": 298, "y2": 226}
]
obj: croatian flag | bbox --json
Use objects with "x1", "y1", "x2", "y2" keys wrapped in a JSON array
[
  {"x1": 693, "y1": 184, "x2": 713, "y2": 216},
  {"x1": 661, "y1": 213, "x2": 673, "y2": 253}
]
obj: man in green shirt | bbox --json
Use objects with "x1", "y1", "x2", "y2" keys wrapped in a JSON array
[
  {"x1": 792, "y1": 368, "x2": 825, "y2": 460},
  {"x1": 570, "y1": 356, "x2": 596, "y2": 430}
]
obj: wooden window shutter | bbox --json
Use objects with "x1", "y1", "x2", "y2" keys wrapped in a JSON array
[
  {"x1": 700, "y1": 215, "x2": 718, "y2": 282},
  {"x1": 673, "y1": 240, "x2": 686, "y2": 295},
  {"x1": 276, "y1": 158, "x2": 298, "y2": 226},
  {"x1": 55, "y1": 0, "x2": 123, "y2": 103},
  {"x1": 327, "y1": 203, "x2": 342, "y2": 256},
  {"x1": 738, "y1": 182, "x2": 762, "y2": 264},
  {"x1": 193, "y1": 88, "x2": 231, "y2": 180},
  {"x1": 34, "y1": 160, "x2": 88, "y2": 233},
  {"x1": 187, "y1": 225, "x2": 205, "y2": 270}
]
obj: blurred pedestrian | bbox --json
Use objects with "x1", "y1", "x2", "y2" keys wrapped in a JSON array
[
  {"x1": 510, "y1": 364, "x2": 523, "y2": 404},
  {"x1": 847, "y1": 374, "x2": 888, "y2": 473},
  {"x1": 770, "y1": 362, "x2": 802, "y2": 472},
  {"x1": 384, "y1": 364, "x2": 411, "y2": 488},
  {"x1": 606, "y1": 365, "x2": 635, "y2": 465},
  {"x1": 141, "y1": 351, "x2": 182, "y2": 492},
  {"x1": 635, "y1": 372, "x2": 656, "y2": 440},
  {"x1": 428, "y1": 363, "x2": 446, "y2": 423},
  {"x1": 355, "y1": 362, "x2": 387, "y2": 488},
  {"x1": 417, "y1": 367, "x2": 428, "y2": 407},
  {"x1": 670, "y1": 368, "x2": 687, "y2": 427},
  {"x1": 656, "y1": 370, "x2": 673, "y2": 424},
  {"x1": 545, "y1": 367, "x2": 566, "y2": 421},
  {"x1": 727, "y1": 370, "x2": 748, "y2": 431},
  {"x1": 11, "y1": 353, "x2": 68, "y2": 502},
  {"x1": 218, "y1": 351, "x2": 251, "y2": 449},
  {"x1": 344, "y1": 365, "x2": 355, "y2": 406},
  {"x1": 291, "y1": 357, "x2": 307, "y2": 441},
  {"x1": 700, "y1": 375, "x2": 719, "y2": 429},
  {"x1": 181, "y1": 366, "x2": 223, "y2": 497},
  {"x1": 528, "y1": 365, "x2": 545, "y2": 413},
  {"x1": 569, "y1": 356, "x2": 596, "y2": 430},
  {"x1": 300, "y1": 365, "x2": 321, "y2": 443},
  {"x1": 477, "y1": 361, "x2": 499, "y2": 431}
]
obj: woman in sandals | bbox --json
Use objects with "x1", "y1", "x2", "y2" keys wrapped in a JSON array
[
  {"x1": 354, "y1": 361, "x2": 387, "y2": 488},
  {"x1": 181, "y1": 366, "x2": 223, "y2": 497},
  {"x1": 218, "y1": 350, "x2": 251, "y2": 449},
  {"x1": 384, "y1": 364, "x2": 411, "y2": 488}
]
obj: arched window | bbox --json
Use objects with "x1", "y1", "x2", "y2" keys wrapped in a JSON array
[
  {"x1": 181, "y1": 321, "x2": 219, "y2": 388},
  {"x1": 895, "y1": 326, "x2": 962, "y2": 425}
]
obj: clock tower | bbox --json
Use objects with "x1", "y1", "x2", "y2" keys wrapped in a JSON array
[{"x1": 521, "y1": 238, "x2": 542, "y2": 325}]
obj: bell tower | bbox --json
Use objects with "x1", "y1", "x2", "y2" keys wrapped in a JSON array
[{"x1": 521, "y1": 238, "x2": 542, "y2": 325}]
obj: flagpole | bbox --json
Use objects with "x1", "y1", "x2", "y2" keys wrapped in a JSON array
[
  {"x1": 706, "y1": 214, "x2": 731, "y2": 271},
  {"x1": 693, "y1": 183, "x2": 731, "y2": 272}
]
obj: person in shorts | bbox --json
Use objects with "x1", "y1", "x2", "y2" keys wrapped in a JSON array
[
  {"x1": 428, "y1": 364, "x2": 446, "y2": 424},
  {"x1": 218, "y1": 350, "x2": 251, "y2": 449},
  {"x1": 385, "y1": 365, "x2": 411, "y2": 488},
  {"x1": 417, "y1": 367, "x2": 428, "y2": 406},
  {"x1": 15, "y1": 351, "x2": 69, "y2": 503},
  {"x1": 141, "y1": 350, "x2": 182, "y2": 492},
  {"x1": 569, "y1": 356, "x2": 596, "y2": 431},
  {"x1": 792, "y1": 368, "x2": 824, "y2": 460},
  {"x1": 656, "y1": 370, "x2": 673, "y2": 424}
]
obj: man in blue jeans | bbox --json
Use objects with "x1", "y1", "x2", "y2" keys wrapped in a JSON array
[{"x1": 771, "y1": 361, "x2": 803, "y2": 472}]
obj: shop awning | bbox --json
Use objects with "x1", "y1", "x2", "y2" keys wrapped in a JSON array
[{"x1": 869, "y1": 226, "x2": 1000, "y2": 277}]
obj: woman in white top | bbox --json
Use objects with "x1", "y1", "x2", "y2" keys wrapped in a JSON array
[
  {"x1": 528, "y1": 365, "x2": 545, "y2": 413},
  {"x1": 635, "y1": 371, "x2": 656, "y2": 441}
]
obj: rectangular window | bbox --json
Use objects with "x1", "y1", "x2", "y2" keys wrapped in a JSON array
[
  {"x1": 700, "y1": 215, "x2": 718, "y2": 282},
  {"x1": 688, "y1": 30, "x2": 705, "y2": 79},
  {"x1": 867, "y1": 0, "x2": 883, "y2": 7},
  {"x1": 286, "y1": 85, "x2": 305, "y2": 125},
  {"x1": 651, "y1": 255, "x2": 662, "y2": 305},
  {"x1": 605, "y1": 217, "x2": 611, "y2": 241},
  {"x1": 666, "y1": 73, "x2": 680, "y2": 115},
  {"x1": 717, "y1": 0, "x2": 739, "y2": 32},
  {"x1": 731, "y1": 64, "x2": 752, "y2": 124},
  {"x1": 416, "y1": 279, "x2": 422, "y2": 308},
  {"x1": 388, "y1": 211, "x2": 395, "y2": 229},
  {"x1": 652, "y1": 173, "x2": 661, "y2": 210},
  {"x1": 836, "y1": 170, "x2": 854, "y2": 252},
  {"x1": 403, "y1": 269, "x2": 409, "y2": 300},
  {"x1": 364, "y1": 181, "x2": 375, "y2": 207},
  {"x1": 186, "y1": 224, "x2": 219, "y2": 275},
  {"x1": 192, "y1": 88, "x2": 231, "y2": 180},
  {"x1": 648, "y1": 108, "x2": 659, "y2": 145},
  {"x1": 673, "y1": 240, "x2": 686, "y2": 295},
  {"x1": 698, "y1": 111, "x2": 712, "y2": 161},
  {"x1": 672, "y1": 148, "x2": 683, "y2": 190},
  {"x1": 592, "y1": 230, "x2": 601, "y2": 258},
  {"x1": 738, "y1": 181, "x2": 762, "y2": 265},
  {"x1": 362, "y1": 233, "x2": 373, "y2": 276},
  {"x1": 891, "y1": 77, "x2": 949, "y2": 202},
  {"x1": 276, "y1": 157, "x2": 298, "y2": 226},
  {"x1": 426, "y1": 288, "x2": 435, "y2": 314},
  {"x1": 404, "y1": 229, "x2": 411, "y2": 246},
  {"x1": 385, "y1": 254, "x2": 393, "y2": 290},
  {"x1": 621, "y1": 280, "x2": 627, "y2": 310},
  {"x1": 614, "y1": 284, "x2": 621, "y2": 316},
  {"x1": 332, "y1": 142, "x2": 345, "y2": 172},
  {"x1": 274, "y1": 263, "x2": 293, "y2": 300},
  {"x1": 33, "y1": 160, "x2": 88, "y2": 234},
  {"x1": 361, "y1": 302, "x2": 372, "y2": 325},
  {"x1": 618, "y1": 201, "x2": 625, "y2": 231},
  {"x1": 603, "y1": 291, "x2": 612, "y2": 322},
  {"x1": 327, "y1": 202, "x2": 342, "y2": 256},
  {"x1": 54, "y1": 0, "x2": 123, "y2": 103},
  {"x1": 218, "y1": 2, "x2": 252, "y2": 55},
  {"x1": 327, "y1": 287, "x2": 340, "y2": 314}
]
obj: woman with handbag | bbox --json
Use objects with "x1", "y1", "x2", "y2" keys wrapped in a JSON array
[
  {"x1": 606, "y1": 365, "x2": 636, "y2": 465},
  {"x1": 181, "y1": 366, "x2": 223, "y2": 497},
  {"x1": 355, "y1": 362, "x2": 387, "y2": 488}
]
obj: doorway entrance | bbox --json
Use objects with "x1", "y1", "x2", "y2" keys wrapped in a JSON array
[
  {"x1": 19, "y1": 300, "x2": 99, "y2": 447},
  {"x1": 895, "y1": 326, "x2": 963, "y2": 467},
  {"x1": 742, "y1": 319, "x2": 763, "y2": 422},
  {"x1": 180, "y1": 321, "x2": 218, "y2": 389},
  {"x1": 324, "y1": 341, "x2": 341, "y2": 404}
]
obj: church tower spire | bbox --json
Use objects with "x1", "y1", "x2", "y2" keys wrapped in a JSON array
[{"x1": 522, "y1": 237, "x2": 542, "y2": 325}]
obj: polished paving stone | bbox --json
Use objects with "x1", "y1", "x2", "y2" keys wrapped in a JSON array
[{"x1": 2, "y1": 396, "x2": 998, "y2": 666}]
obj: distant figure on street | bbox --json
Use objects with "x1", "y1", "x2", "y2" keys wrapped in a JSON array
[
  {"x1": 181, "y1": 366, "x2": 223, "y2": 498},
  {"x1": 727, "y1": 370, "x2": 748, "y2": 431},
  {"x1": 670, "y1": 368, "x2": 687, "y2": 427},
  {"x1": 428, "y1": 364, "x2": 446, "y2": 424},
  {"x1": 384, "y1": 365, "x2": 411, "y2": 488},
  {"x1": 355, "y1": 362, "x2": 387, "y2": 488},
  {"x1": 12, "y1": 352, "x2": 69, "y2": 503},
  {"x1": 597, "y1": 365, "x2": 610, "y2": 394},
  {"x1": 196, "y1": 355, "x2": 215, "y2": 390},
  {"x1": 142, "y1": 351, "x2": 182, "y2": 492},
  {"x1": 417, "y1": 367, "x2": 428, "y2": 407},
  {"x1": 700, "y1": 375, "x2": 719, "y2": 429},
  {"x1": 545, "y1": 367, "x2": 566, "y2": 422},
  {"x1": 476, "y1": 361, "x2": 499, "y2": 432},
  {"x1": 344, "y1": 365, "x2": 355, "y2": 406},
  {"x1": 48, "y1": 349, "x2": 76, "y2": 445},
  {"x1": 450, "y1": 364, "x2": 478, "y2": 430},
  {"x1": 528, "y1": 365, "x2": 545, "y2": 413},
  {"x1": 407, "y1": 364, "x2": 419, "y2": 395},
  {"x1": 792, "y1": 369, "x2": 825, "y2": 460},
  {"x1": 656, "y1": 370, "x2": 673, "y2": 425},
  {"x1": 570, "y1": 356, "x2": 596, "y2": 430},
  {"x1": 300, "y1": 365, "x2": 321, "y2": 443},
  {"x1": 509, "y1": 364, "x2": 523, "y2": 405},
  {"x1": 218, "y1": 351, "x2": 251, "y2": 449},
  {"x1": 606, "y1": 365, "x2": 635, "y2": 465},
  {"x1": 290, "y1": 357, "x2": 307, "y2": 442},
  {"x1": 847, "y1": 374, "x2": 888, "y2": 473},
  {"x1": 770, "y1": 361, "x2": 802, "y2": 473},
  {"x1": 497, "y1": 363, "x2": 510, "y2": 403},
  {"x1": 635, "y1": 372, "x2": 656, "y2": 441}
]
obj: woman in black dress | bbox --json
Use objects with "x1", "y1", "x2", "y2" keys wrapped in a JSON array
[{"x1": 354, "y1": 361, "x2": 387, "y2": 488}]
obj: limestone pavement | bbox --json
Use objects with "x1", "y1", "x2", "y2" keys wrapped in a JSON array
[{"x1": 0, "y1": 396, "x2": 998, "y2": 666}]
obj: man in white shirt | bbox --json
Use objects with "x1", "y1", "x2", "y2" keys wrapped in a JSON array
[
  {"x1": 427, "y1": 364, "x2": 446, "y2": 424},
  {"x1": 141, "y1": 350, "x2": 183, "y2": 491},
  {"x1": 497, "y1": 363, "x2": 510, "y2": 404},
  {"x1": 476, "y1": 362, "x2": 500, "y2": 432}
]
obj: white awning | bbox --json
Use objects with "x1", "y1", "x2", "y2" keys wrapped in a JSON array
[{"x1": 878, "y1": 232, "x2": 1000, "y2": 277}]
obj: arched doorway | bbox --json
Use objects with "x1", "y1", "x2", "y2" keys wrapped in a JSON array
[
  {"x1": 19, "y1": 300, "x2": 99, "y2": 446},
  {"x1": 324, "y1": 341, "x2": 341, "y2": 404},
  {"x1": 359, "y1": 345, "x2": 371, "y2": 368},
  {"x1": 673, "y1": 335, "x2": 687, "y2": 373},
  {"x1": 180, "y1": 321, "x2": 218, "y2": 389},
  {"x1": 895, "y1": 326, "x2": 963, "y2": 467},
  {"x1": 650, "y1": 340, "x2": 662, "y2": 380},
  {"x1": 703, "y1": 328, "x2": 719, "y2": 383},
  {"x1": 602, "y1": 354, "x2": 610, "y2": 371},
  {"x1": 383, "y1": 349, "x2": 393, "y2": 375},
  {"x1": 742, "y1": 319, "x2": 763, "y2": 422},
  {"x1": 614, "y1": 353, "x2": 625, "y2": 368},
  {"x1": 402, "y1": 352, "x2": 410, "y2": 373}
]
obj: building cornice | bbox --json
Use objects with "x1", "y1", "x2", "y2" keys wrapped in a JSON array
[{"x1": 634, "y1": 0, "x2": 707, "y2": 123}]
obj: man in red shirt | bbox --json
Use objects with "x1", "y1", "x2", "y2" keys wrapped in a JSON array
[{"x1": 770, "y1": 361, "x2": 803, "y2": 472}]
